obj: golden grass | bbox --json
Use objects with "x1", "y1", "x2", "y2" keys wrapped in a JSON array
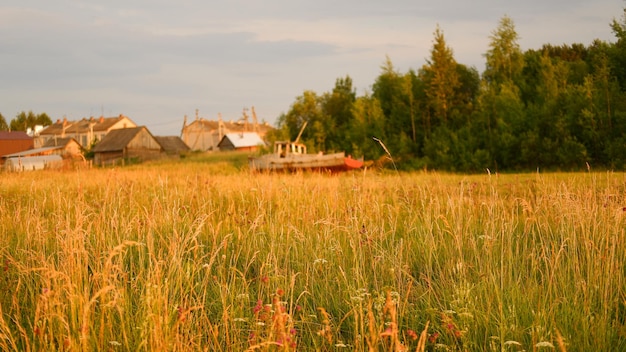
[{"x1": 0, "y1": 162, "x2": 625, "y2": 351}]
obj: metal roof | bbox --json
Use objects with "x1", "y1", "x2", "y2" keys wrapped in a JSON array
[
  {"x1": 218, "y1": 132, "x2": 266, "y2": 148},
  {"x1": 0, "y1": 131, "x2": 31, "y2": 140},
  {"x1": 2, "y1": 146, "x2": 62, "y2": 158}
]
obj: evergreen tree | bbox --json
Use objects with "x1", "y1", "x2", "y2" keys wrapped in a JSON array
[
  {"x1": 419, "y1": 25, "x2": 460, "y2": 127},
  {"x1": 0, "y1": 113, "x2": 7, "y2": 131}
]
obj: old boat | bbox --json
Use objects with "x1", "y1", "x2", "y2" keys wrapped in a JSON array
[
  {"x1": 249, "y1": 121, "x2": 363, "y2": 172},
  {"x1": 248, "y1": 140, "x2": 364, "y2": 172}
]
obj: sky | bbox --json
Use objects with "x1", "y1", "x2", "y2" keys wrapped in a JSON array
[{"x1": 1, "y1": 0, "x2": 623, "y2": 136}]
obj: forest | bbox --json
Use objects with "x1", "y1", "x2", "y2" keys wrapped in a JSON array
[{"x1": 270, "y1": 12, "x2": 626, "y2": 172}]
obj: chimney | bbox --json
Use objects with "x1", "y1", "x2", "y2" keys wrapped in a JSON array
[
  {"x1": 99, "y1": 116, "x2": 104, "y2": 124},
  {"x1": 61, "y1": 117, "x2": 68, "y2": 138}
]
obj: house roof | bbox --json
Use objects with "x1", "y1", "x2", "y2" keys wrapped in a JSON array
[
  {"x1": 92, "y1": 127, "x2": 154, "y2": 153},
  {"x1": 42, "y1": 137, "x2": 81, "y2": 148},
  {"x1": 40, "y1": 115, "x2": 136, "y2": 135},
  {"x1": 218, "y1": 132, "x2": 266, "y2": 148},
  {"x1": 183, "y1": 119, "x2": 274, "y2": 134},
  {"x1": 154, "y1": 136, "x2": 190, "y2": 154},
  {"x1": 0, "y1": 131, "x2": 31, "y2": 140}
]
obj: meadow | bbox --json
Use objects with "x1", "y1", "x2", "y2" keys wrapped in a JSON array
[{"x1": 0, "y1": 156, "x2": 625, "y2": 351}]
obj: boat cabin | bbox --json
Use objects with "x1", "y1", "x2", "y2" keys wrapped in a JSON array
[{"x1": 274, "y1": 141, "x2": 307, "y2": 157}]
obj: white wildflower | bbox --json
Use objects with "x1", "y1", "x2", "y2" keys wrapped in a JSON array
[{"x1": 535, "y1": 341, "x2": 555, "y2": 348}]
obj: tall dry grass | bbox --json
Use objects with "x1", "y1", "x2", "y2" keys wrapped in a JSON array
[{"x1": 0, "y1": 162, "x2": 624, "y2": 351}]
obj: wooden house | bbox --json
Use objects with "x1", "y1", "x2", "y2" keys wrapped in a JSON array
[
  {"x1": 92, "y1": 126, "x2": 163, "y2": 165},
  {"x1": 217, "y1": 132, "x2": 266, "y2": 152},
  {"x1": 38, "y1": 114, "x2": 137, "y2": 148}
]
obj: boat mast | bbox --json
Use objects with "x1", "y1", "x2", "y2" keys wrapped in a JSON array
[{"x1": 294, "y1": 121, "x2": 307, "y2": 144}]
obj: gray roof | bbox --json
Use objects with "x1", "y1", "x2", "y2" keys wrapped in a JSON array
[
  {"x1": 42, "y1": 137, "x2": 80, "y2": 148},
  {"x1": 218, "y1": 132, "x2": 266, "y2": 148},
  {"x1": 92, "y1": 127, "x2": 155, "y2": 153},
  {"x1": 154, "y1": 136, "x2": 190, "y2": 154}
]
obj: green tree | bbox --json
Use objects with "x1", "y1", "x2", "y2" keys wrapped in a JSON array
[
  {"x1": 483, "y1": 15, "x2": 524, "y2": 88},
  {"x1": 419, "y1": 25, "x2": 460, "y2": 127},
  {"x1": 350, "y1": 94, "x2": 386, "y2": 160},
  {"x1": 0, "y1": 113, "x2": 8, "y2": 131},
  {"x1": 477, "y1": 15, "x2": 526, "y2": 170},
  {"x1": 320, "y1": 76, "x2": 356, "y2": 153},
  {"x1": 610, "y1": 7, "x2": 626, "y2": 91},
  {"x1": 372, "y1": 56, "x2": 414, "y2": 156},
  {"x1": 10, "y1": 111, "x2": 52, "y2": 132},
  {"x1": 276, "y1": 90, "x2": 328, "y2": 152}
]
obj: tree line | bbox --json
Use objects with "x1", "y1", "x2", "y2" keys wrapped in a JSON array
[
  {"x1": 0, "y1": 111, "x2": 52, "y2": 133},
  {"x1": 270, "y1": 11, "x2": 626, "y2": 172}
]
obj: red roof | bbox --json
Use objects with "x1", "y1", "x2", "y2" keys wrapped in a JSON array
[{"x1": 0, "y1": 131, "x2": 31, "y2": 140}]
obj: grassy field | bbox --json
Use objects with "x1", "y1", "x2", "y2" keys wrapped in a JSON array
[{"x1": 0, "y1": 156, "x2": 625, "y2": 351}]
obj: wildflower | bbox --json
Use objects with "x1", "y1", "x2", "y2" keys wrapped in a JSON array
[
  {"x1": 260, "y1": 276, "x2": 269, "y2": 284},
  {"x1": 109, "y1": 341, "x2": 122, "y2": 346},
  {"x1": 276, "y1": 288, "x2": 284, "y2": 297},
  {"x1": 535, "y1": 341, "x2": 555, "y2": 348},
  {"x1": 313, "y1": 258, "x2": 328, "y2": 265},
  {"x1": 253, "y1": 300, "x2": 263, "y2": 314},
  {"x1": 380, "y1": 327, "x2": 393, "y2": 337},
  {"x1": 429, "y1": 332, "x2": 440, "y2": 343},
  {"x1": 406, "y1": 329, "x2": 418, "y2": 341}
]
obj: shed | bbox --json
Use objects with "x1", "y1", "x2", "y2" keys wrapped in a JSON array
[
  {"x1": 154, "y1": 136, "x2": 190, "y2": 156},
  {"x1": 92, "y1": 126, "x2": 163, "y2": 165},
  {"x1": 217, "y1": 132, "x2": 266, "y2": 152},
  {"x1": 40, "y1": 137, "x2": 83, "y2": 159},
  {"x1": 5, "y1": 155, "x2": 63, "y2": 172},
  {"x1": 0, "y1": 131, "x2": 34, "y2": 159}
]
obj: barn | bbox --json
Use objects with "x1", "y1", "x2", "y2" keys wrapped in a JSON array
[
  {"x1": 92, "y1": 127, "x2": 163, "y2": 165},
  {"x1": 217, "y1": 132, "x2": 266, "y2": 152},
  {"x1": 0, "y1": 131, "x2": 34, "y2": 160}
]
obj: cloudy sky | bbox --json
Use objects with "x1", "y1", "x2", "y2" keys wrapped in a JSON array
[{"x1": 1, "y1": 1, "x2": 623, "y2": 136}]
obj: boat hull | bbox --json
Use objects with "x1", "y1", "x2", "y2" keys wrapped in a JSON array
[{"x1": 249, "y1": 152, "x2": 363, "y2": 172}]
